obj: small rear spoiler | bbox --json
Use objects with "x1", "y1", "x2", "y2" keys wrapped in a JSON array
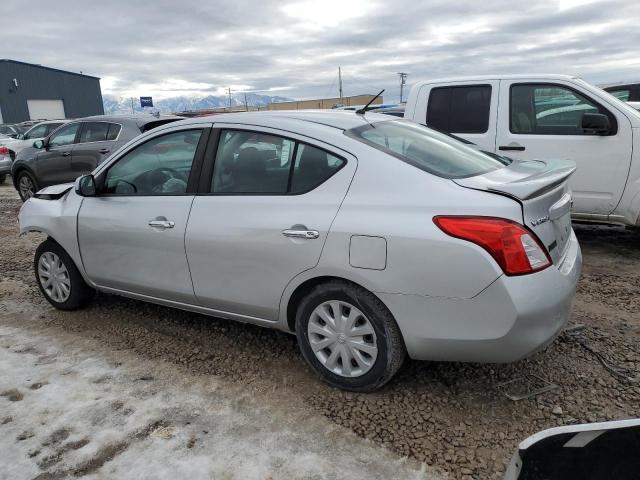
[{"x1": 454, "y1": 159, "x2": 576, "y2": 200}]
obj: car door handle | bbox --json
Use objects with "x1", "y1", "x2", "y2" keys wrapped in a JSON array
[
  {"x1": 99, "y1": 148, "x2": 110, "y2": 154},
  {"x1": 282, "y1": 228, "x2": 319, "y2": 239},
  {"x1": 498, "y1": 144, "x2": 525, "y2": 151},
  {"x1": 61, "y1": 151, "x2": 71, "y2": 157},
  {"x1": 148, "y1": 219, "x2": 175, "y2": 229}
]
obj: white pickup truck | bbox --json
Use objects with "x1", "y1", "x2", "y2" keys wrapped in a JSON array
[{"x1": 404, "y1": 75, "x2": 640, "y2": 227}]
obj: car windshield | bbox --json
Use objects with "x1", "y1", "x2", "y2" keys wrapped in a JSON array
[{"x1": 345, "y1": 119, "x2": 508, "y2": 179}]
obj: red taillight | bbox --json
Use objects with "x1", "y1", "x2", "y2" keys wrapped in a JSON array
[
  {"x1": 433, "y1": 216, "x2": 551, "y2": 276},
  {"x1": 0, "y1": 146, "x2": 9, "y2": 156}
]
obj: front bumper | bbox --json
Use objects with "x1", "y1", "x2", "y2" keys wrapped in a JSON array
[
  {"x1": 0, "y1": 156, "x2": 11, "y2": 175},
  {"x1": 379, "y1": 230, "x2": 582, "y2": 363}
]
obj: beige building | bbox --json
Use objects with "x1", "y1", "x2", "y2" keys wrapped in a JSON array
[{"x1": 266, "y1": 94, "x2": 383, "y2": 111}]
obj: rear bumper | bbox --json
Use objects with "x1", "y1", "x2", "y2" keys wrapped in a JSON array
[
  {"x1": 380, "y1": 230, "x2": 582, "y2": 363},
  {"x1": 0, "y1": 156, "x2": 11, "y2": 175}
]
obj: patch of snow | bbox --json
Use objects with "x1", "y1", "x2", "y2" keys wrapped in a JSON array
[{"x1": 0, "y1": 325, "x2": 438, "y2": 479}]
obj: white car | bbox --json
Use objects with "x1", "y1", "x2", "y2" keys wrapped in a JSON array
[
  {"x1": 0, "y1": 120, "x2": 67, "y2": 156},
  {"x1": 404, "y1": 75, "x2": 640, "y2": 228},
  {"x1": 19, "y1": 111, "x2": 581, "y2": 391}
]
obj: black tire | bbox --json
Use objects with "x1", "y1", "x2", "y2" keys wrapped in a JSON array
[
  {"x1": 16, "y1": 170, "x2": 38, "y2": 201},
  {"x1": 34, "y1": 239, "x2": 95, "y2": 310},
  {"x1": 295, "y1": 280, "x2": 406, "y2": 392},
  {"x1": 0, "y1": 174, "x2": 6, "y2": 185}
]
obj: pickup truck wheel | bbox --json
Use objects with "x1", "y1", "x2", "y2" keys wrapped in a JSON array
[
  {"x1": 295, "y1": 280, "x2": 406, "y2": 392},
  {"x1": 17, "y1": 171, "x2": 37, "y2": 201},
  {"x1": 34, "y1": 239, "x2": 95, "y2": 310},
  {"x1": 0, "y1": 174, "x2": 6, "y2": 185}
]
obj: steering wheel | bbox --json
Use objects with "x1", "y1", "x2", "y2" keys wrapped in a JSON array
[{"x1": 150, "y1": 168, "x2": 187, "y2": 193}]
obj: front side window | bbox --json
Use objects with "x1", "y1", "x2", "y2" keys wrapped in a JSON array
[
  {"x1": 48, "y1": 123, "x2": 80, "y2": 147},
  {"x1": 211, "y1": 130, "x2": 346, "y2": 194},
  {"x1": 24, "y1": 124, "x2": 48, "y2": 139},
  {"x1": 104, "y1": 129, "x2": 202, "y2": 195},
  {"x1": 427, "y1": 85, "x2": 492, "y2": 134},
  {"x1": 45, "y1": 123, "x2": 65, "y2": 136},
  {"x1": 79, "y1": 122, "x2": 110, "y2": 143},
  {"x1": 346, "y1": 120, "x2": 507, "y2": 179},
  {"x1": 510, "y1": 84, "x2": 614, "y2": 135}
]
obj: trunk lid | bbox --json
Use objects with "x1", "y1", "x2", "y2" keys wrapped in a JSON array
[{"x1": 454, "y1": 158, "x2": 576, "y2": 264}]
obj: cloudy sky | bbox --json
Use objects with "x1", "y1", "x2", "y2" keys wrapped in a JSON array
[{"x1": 4, "y1": 0, "x2": 640, "y2": 102}]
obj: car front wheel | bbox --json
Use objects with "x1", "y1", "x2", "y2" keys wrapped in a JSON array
[
  {"x1": 296, "y1": 280, "x2": 406, "y2": 392},
  {"x1": 17, "y1": 170, "x2": 37, "y2": 201},
  {"x1": 34, "y1": 239, "x2": 95, "y2": 310}
]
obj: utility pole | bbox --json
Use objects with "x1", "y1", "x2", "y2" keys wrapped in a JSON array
[
  {"x1": 130, "y1": 97, "x2": 135, "y2": 114},
  {"x1": 338, "y1": 66, "x2": 343, "y2": 105},
  {"x1": 244, "y1": 93, "x2": 249, "y2": 112},
  {"x1": 227, "y1": 88, "x2": 232, "y2": 111},
  {"x1": 397, "y1": 72, "x2": 408, "y2": 104}
]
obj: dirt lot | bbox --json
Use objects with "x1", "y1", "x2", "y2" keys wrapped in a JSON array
[{"x1": 1, "y1": 181, "x2": 639, "y2": 479}]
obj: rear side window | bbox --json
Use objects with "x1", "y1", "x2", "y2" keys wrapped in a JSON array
[
  {"x1": 510, "y1": 84, "x2": 616, "y2": 135},
  {"x1": 427, "y1": 85, "x2": 492, "y2": 134},
  {"x1": 345, "y1": 120, "x2": 507, "y2": 179},
  {"x1": 80, "y1": 122, "x2": 110, "y2": 143},
  {"x1": 607, "y1": 89, "x2": 631, "y2": 102},
  {"x1": 210, "y1": 130, "x2": 345, "y2": 194},
  {"x1": 107, "y1": 123, "x2": 121, "y2": 140}
]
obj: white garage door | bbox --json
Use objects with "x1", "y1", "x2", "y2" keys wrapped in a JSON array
[{"x1": 27, "y1": 99, "x2": 66, "y2": 120}]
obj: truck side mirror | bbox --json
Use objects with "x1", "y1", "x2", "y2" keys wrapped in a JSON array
[
  {"x1": 582, "y1": 113, "x2": 611, "y2": 135},
  {"x1": 75, "y1": 174, "x2": 97, "y2": 197},
  {"x1": 504, "y1": 419, "x2": 640, "y2": 479}
]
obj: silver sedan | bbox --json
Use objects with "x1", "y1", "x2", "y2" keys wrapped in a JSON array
[{"x1": 19, "y1": 111, "x2": 581, "y2": 391}]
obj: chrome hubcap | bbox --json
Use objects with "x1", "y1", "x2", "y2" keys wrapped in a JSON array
[
  {"x1": 19, "y1": 175, "x2": 35, "y2": 199},
  {"x1": 38, "y1": 252, "x2": 71, "y2": 303},
  {"x1": 307, "y1": 300, "x2": 378, "y2": 378}
]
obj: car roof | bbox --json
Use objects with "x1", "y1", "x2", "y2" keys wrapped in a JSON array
[
  {"x1": 171, "y1": 110, "x2": 395, "y2": 131},
  {"x1": 411, "y1": 74, "x2": 579, "y2": 88},
  {"x1": 78, "y1": 114, "x2": 184, "y2": 124}
]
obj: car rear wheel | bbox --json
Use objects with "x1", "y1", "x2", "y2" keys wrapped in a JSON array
[
  {"x1": 295, "y1": 280, "x2": 406, "y2": 392},
  {"x1": 17, "y1": 170, "x2": 37, "y2": 201},
  {"x1": 34, "y1": 239, "x2": 95, "y2": 310}
]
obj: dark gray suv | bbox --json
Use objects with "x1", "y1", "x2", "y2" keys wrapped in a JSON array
[{"x1": 12, "y1": 114, "x2": 182, "y2": 200}]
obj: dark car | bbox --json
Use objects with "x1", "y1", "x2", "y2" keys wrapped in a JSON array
[
  {"x1": 12, "y1": 114, "x2": 182, "y2": 200},
  {"x1": 375, "y1": 106, "x2": 405, "y2": 117},
  {"x1": 603, "y1": 82, "x2": 640, "y2": 102}
]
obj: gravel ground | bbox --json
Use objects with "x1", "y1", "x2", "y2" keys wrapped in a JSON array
[{"x1": 1, "y1": 182, "x2": 639, "y2": 479}]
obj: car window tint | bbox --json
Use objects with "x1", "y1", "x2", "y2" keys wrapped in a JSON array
[
  {"x1": 48, "y1": 123, "x2": 80, "y2": 147},
  {"x1": 607, "y1": 89, "x2": 631, "y2": 102},
  {"x1": 510, "y1": 84, "x2": 608, "y2": 135},
  {"x1": 79, "y1": 122, "x2": 109, "y2": 143},
  {"x1": 45, "y1": 123, "x2": 65, "y2": 136},
  {"x1": 427, "y1": 85, "x2": 491, "y2": 134},
  {"x1": 107, "y1": 123, "x2": 121, "y2": 140},
  {"x1": 346, "y1": 119, "x2": 507, "y2": 179},
  {"x1": 104, "y1": 129, "x2": 202, "y2": 195},
  {"x1": 289, "y1": 144, "x2": 345, "y2": 193},
  {"x1": 24, "y1": 124, "x2": 48, "y2": 139},
  {"x1": 211, "y1": 130, "x2": 294, "y2": 194}
]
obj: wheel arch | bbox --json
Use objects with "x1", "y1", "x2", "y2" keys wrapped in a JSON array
[
  {"x1": 11, "y1": 164, "x2": 37, "y2": 190},
  {"x1": 282, "y1": 274, "x2": 394, "y2": 333}
]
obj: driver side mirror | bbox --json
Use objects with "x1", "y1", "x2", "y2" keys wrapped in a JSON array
[
  {"x1": 582, "y1": 113, "x2": 611, "y2": 135},
  {"x1": 75, "y1": 174, "x2": 97, "y2": 197},
  {"x1": 33, "y1": 139, "x2": 45, "y2": 149}
]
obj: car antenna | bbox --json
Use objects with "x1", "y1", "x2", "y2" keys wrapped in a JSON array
[{"x1": 356, "y1": 89, "x2": 385, "y2": 115}]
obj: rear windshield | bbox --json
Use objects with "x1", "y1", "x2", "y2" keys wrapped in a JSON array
[{"x1": 345, "y1": 120, "x2": 508, "y2": 179}]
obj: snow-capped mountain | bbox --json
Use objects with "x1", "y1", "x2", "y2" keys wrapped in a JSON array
[{"x1": 102, "y1": 93, "x2": 291, "y2": 115}]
